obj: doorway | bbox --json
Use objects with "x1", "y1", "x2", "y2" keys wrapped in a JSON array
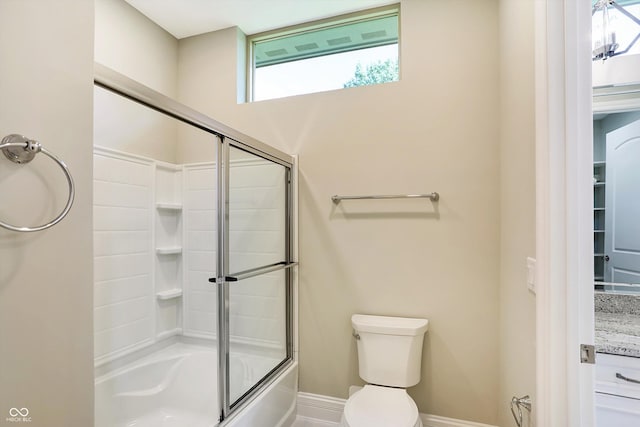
[{"x1": 592, "y1": 88, "x2": 640, "y2": 426}]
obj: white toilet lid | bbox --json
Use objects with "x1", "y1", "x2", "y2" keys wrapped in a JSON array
[{"x1": 343, "y1": 385, "x2": 420, "y2": 427}]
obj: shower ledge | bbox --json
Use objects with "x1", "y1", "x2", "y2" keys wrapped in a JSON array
[
  {"x1": 156, "y1": 247, "x2": 182, "y2": 255},
  {"x1": 156, "y1": 289, "x2": 182, "y2": 300},
  {"x1": 156, "y1": 203, "x2": 182, "y2": 211}
]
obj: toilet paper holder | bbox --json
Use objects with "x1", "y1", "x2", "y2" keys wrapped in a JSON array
[{"x1": 510, "y1": 395, "x2": 531, "y2": 427}]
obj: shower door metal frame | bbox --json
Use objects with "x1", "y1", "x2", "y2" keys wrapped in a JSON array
[
  {"x1": 216, "y1": 136, "x2": 231, "y2": 421},
  {"x1": 94, "y1": 63, "x2": 297, "y2": 426},
  {"x1": 217, "y1": 138, "x2": 296, "y2": 422}
]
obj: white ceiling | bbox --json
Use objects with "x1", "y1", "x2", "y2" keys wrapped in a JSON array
[{"x1": 125, "y1": 0, "x2": 398, "y2": 39}]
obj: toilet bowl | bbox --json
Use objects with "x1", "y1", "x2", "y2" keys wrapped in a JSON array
[
  {"x1": 341, "y1": 314, "x2": 429, "y2": 427},
  {"x1": 340, "y1": 385, "x2": 422, "y2": 427}
]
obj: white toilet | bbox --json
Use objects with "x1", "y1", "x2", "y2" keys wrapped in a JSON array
[{"x1": 341, "y1": 314, "x2": 429, "y2": 427}]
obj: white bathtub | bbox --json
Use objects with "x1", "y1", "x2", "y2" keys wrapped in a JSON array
[{"x1": 95, "y1": 343, "x2": 297, "y2": 427}]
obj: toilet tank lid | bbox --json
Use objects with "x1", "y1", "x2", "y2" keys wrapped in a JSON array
[{"x1": 352, "y1": 314, "x2": 429, "y2": 336}]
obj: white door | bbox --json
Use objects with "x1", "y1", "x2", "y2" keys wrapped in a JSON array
[{"x1": 604, "y1": 119, "x2": 640, "y2": 284}]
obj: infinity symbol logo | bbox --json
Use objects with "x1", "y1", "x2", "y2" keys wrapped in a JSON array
[{"x1": 9, "y1": 408, "x2": 29, "y2": 417}]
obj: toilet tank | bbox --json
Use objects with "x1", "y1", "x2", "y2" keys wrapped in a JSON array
[{"x1": 352, "y1": 314, "x2": 429, "y2": 388}]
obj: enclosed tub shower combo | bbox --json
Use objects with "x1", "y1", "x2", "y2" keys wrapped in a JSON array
[{"x1": 93, "y1": 66, "x2": 297, "y2": 427}]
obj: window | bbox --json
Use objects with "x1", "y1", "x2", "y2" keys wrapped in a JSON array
[{"x1": 248, "y1": 6, "x2": 400, "y2": 102}]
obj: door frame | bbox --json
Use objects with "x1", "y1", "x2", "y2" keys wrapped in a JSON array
[{"x1": 535, "y1": 0, "x2": 595, "y2": 425}]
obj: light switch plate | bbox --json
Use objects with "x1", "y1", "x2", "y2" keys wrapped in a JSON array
[{"x1": 526, "y1": 257, "x2": 536, "y2": 294}]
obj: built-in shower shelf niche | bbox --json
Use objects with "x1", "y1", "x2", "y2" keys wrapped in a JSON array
[
  {"x1": 156, "y1": 203, "x2": 182, "y2": 211},
  {"x1": 154, "y1": 162, "x2": 184, "y2": 339},
  {"x1": 154, "y1": 163, "x2": 183, "y2": 254},
  {"x1": 156, "y1": 288, "x2": 183, "y2": 300},
  {"x1": 156, "y1": 247, "x2": 182, "y2": 255}
]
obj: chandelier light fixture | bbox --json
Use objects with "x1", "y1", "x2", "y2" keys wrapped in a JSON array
[{"x1": 592, "y1": 0, "x2": 640, "y2": 60}]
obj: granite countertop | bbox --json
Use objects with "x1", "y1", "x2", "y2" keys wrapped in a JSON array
[{"x1": 595, "y1": 291, "x2": 640, "y2": 358}]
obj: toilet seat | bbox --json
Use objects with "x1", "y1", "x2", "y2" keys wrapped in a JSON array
[{"x1": 341, "y1": 385, "x2": 422, "y2": 427}]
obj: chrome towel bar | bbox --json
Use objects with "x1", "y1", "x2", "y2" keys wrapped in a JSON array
[
  {"x1": 0, "y1": 134, "x2": 75, "y2": 232},
  {"x1": 331, "y1": 192, "x2": 439, "y2": 204}
]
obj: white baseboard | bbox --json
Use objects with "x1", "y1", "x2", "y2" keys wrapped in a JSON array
[
  {"x1": 297, "y1": 392, "x2": 345, "y2": 423},
  {"x1": 420, "y1": 414, "x2": 498, "y2": 427},
  {"x1": 296, "y1": 392, "x2": 497, "y2": 427}
]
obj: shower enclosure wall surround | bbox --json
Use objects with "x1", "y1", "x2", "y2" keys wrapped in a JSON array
[{"x1": 92, "y1": 67, "x2": 297, "y2": 427}]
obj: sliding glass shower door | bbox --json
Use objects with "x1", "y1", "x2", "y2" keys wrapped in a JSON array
[
  {"x1": 228, "y1": 145, "x2": 290, "y2": 404},
  {"x1": 215, "y1": 140, "x2": 294, "y2": 418}
]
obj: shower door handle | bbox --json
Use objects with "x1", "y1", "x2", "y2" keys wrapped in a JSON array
[
  {"x1": 208, "y1": 276, "x2": 238, "y2": 283},
  {"x1": 208, "y1": 262, "x2": 298, "y2": 284},
  {"x1": 230, "y1": 262, "x2": 298, "y2": 281}
]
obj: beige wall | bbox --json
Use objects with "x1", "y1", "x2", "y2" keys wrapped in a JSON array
[
  {"x1": 0, "y1": 0, "x2": 539, "y2": 425},
  {"x1": 92, "y1": 0, "x2": 540, "y2": 424},
  {"x1": 0, "y1": 1, "x2": 94, "y2": 426},
  {"x1": 498, "y1": 0, "x2": 537, "y2": 426},
  {"x1": 93, "y1": 85, "x2": 181, "y2": 163},
  {"x1": 94, "y1": 0, "x2": 218, "y2": 164},
  {"x1": 95, "y1": 0, "x2": 178, "y2": 98},
  {"x1": 94, "y1": 0, "x2": 181, "y2": 163},
  {"x1": 179, "y1": 0, "x2": 501, "y2": 423}
]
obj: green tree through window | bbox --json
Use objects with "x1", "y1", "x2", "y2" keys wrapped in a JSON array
[{"x1": 343, "y1": 58, "x2": 399, "y2": 88}]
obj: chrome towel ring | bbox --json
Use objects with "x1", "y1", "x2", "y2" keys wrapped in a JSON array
[
  {"x1": 510, "y1": 395, "x2": 531, "y2": 427},
  {"x1": 0, "y1": 134, "x2": 75, "y2": 232}
]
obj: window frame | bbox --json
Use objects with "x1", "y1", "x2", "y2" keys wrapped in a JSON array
[{"x1": 246, "y1": 4, "x2": 401, "y2": 102}]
